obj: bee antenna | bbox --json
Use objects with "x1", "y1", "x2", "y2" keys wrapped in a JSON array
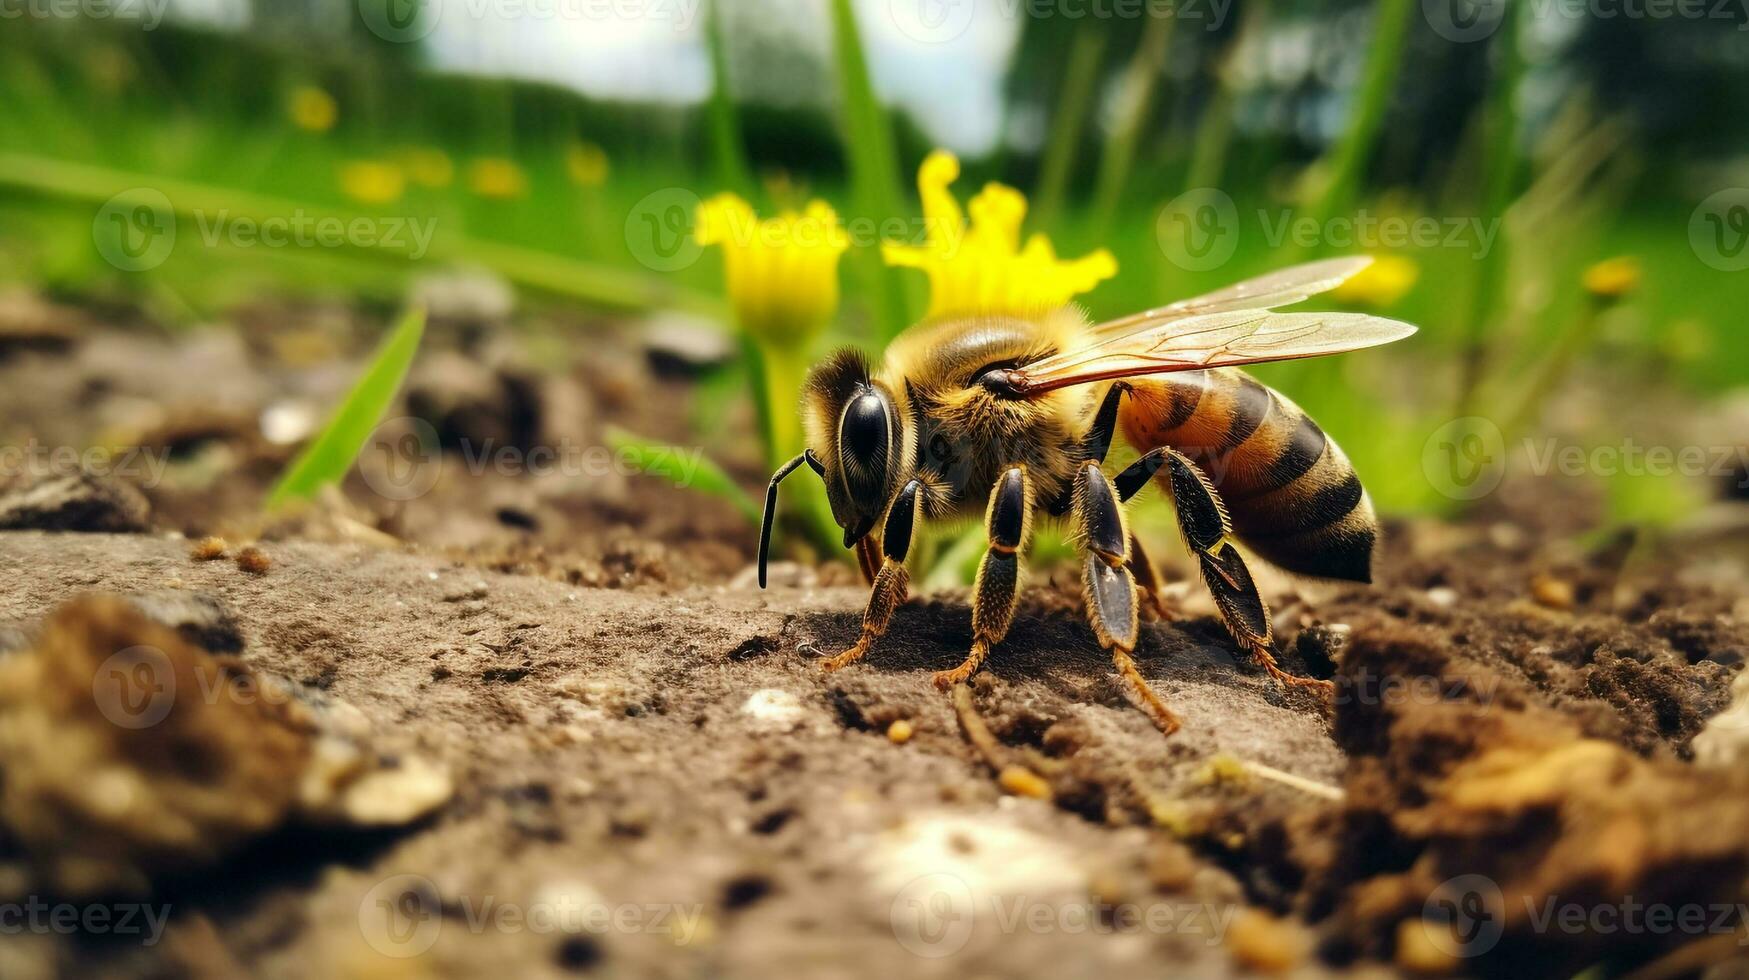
[{"x1": 759, "y1": 450, "x2": 825, "y2": 589}]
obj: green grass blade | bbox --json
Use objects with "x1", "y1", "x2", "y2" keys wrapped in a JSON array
[
  {"x1": 266, "y1": 307, "x2": 426, "y2": 510},
  {"x1": 604, "y1": 427, "x2": 760, "y2": 525}
]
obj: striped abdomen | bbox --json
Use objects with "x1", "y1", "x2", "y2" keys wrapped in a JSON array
[{"x1": 1119, "y1": 368, "x2": 1376, "y2": 582}]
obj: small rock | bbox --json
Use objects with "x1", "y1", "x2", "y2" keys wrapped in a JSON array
[
  {"x1": 740, "y1": 689, "x2": 807, "y2": 732},
  {"x1": 0, "y1": 623, "x2": 34, "y2": 656},
  {"x1": 1530, "y1": 573, "x2": 1575, "y2": 610},
  {"x1": 996, "y1": 765, "x2": 1051, "y2": 800},
  {"x1": 443, "y1": 581, "x2": 489, "y2": 603},
  {"x1": 1225, "y1": 908, "x2": 1309, "y2": 975},
  {"x1": 642, "y1": 314, "x2": 734, "y2": 376},
  {"x1": 0, "y1": 470, "x2": 150, "y2": 533},
  {"x1": 1425, "y1": 586, "x2": 1459, "y2": 608},
  {"x1": 127, "y1": 591, "x2": 244, "y2": 655}
]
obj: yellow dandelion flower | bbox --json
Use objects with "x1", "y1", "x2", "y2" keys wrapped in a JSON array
[
  {"x1": 289, "y1": 86, "x2": 337, "y2": 133},
  {"x1": 338, "y1": 160, "x2": 405, "y2": 205},
  {"x1": 467, "y1": 157, "x2": 528, "y2": 199},
  {"x1": 882, "y1": 150, "x2": 1116, "y2": 319},
  {"x1": 399, "y1": 146, "x2": 454, "y2": 188},
  {"x1": 695, "y1": 193, "x2": 849, "y2": 347},
  {"x1": 1330, "y1": 254, "x2": 1419, "y2": 308},
  {"x1": 1582, "y1": 256, "x2": 1641, "y2": 301},
  {"x1": 566, "y1": 141, "x2": 610, "y2": 187}
]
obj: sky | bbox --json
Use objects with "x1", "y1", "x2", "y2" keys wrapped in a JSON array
[{"x1": 166, "y1": 0, "x2": 1025, "y2": 155}]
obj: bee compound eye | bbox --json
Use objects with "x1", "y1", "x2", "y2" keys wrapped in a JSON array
[{"x1": 840, "y1": 391, "x2": 888, "y2": 464}]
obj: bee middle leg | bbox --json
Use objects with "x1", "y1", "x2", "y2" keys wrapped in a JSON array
[
  {"x1": 932, "y1": 465, "x2": 1032, "y2": 689},
  {"x1": 822, "y1": 481, "x2": 921, "y2": 672},
  {"x1": 1074, "y1": 459, "x2": 1182, "y2": 736},
  {"x1": 1156, "y1": 448, "x2": 1332, "y2": 693}
]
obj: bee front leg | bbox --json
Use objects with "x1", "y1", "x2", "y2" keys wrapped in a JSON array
[
  {"x1": 823, "y1": 481, "x2": 921, "y2": 672},
  {"x1": 1157, "y1": 449, "x2": 1332, "y2": 693},
  {"x1": 1074, "y1": 460, "x2": 1181, "y2": 735},
  {"x1": 933, "y1": 466, "x2": 1032, "y2": 689}
]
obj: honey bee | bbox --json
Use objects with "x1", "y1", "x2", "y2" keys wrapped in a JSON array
[{"x1": 758, "y1": 258, "x2": 1415, "y2": 734}]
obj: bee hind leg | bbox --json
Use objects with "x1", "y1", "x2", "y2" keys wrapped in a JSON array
[
  {"x1": 1159, "y1": 449, "x2": 1332, "y2": 693},
  {"x1": 1075, "y1": 460, "x2": 1181, "y2": 736},
  {"x1": 933, "y1": 466, "x2": 1031, "y2": 689},
  {"x1": 823, "y1": 481, "x2": 921, "y2": 672}
]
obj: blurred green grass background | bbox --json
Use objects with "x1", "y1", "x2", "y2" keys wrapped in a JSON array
[{"x1": 0, "y1": 3, "x2": 1745, "y2": 534}]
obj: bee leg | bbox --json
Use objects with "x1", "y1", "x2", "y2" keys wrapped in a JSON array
[
  {"x1": 1074, "y1": 460, "x2": 1181, "y2": 736},
  {"x1": 1047, "y1": 383, "x2": 1133, "y2": 516},
  {"x1": 1127, "y1": 532, "x2": 1175, "y2": 622},
  {"x1": 1112, "y1": 448, "x2": 1174, "y2": 620},
  {"x1": 823, "y1": 481, "x2": 921, "y2": 672},
  {"x1": 933, "y1": 466, "x2": 1031, "y2": 689},
  {"x1": 854, "y1": 536, "x2": 881, "y2": 586},
  {"x1": 1159, "y1": 449, "x2": 1333, "y2": 693}
]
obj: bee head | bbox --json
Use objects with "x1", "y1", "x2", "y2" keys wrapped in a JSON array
[{"x1": 804, "y1": 348, "x2": 908, "y2": 548}]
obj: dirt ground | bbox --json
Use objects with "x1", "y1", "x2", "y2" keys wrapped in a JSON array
[{"x1": 2, "y1": 299, "x2": 1749, "y2": 978}]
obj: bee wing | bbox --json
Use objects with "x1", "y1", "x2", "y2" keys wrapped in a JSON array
[
  {"x1": 1005, "y1": 308, "x2": 1416, "y2": 395},
  {"x1": 1089, "y1": 256, "x2": 1376, "y2": 337}
]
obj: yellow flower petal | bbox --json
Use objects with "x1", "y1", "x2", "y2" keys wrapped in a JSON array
[
  {"x1": 885, "y1": 150, "x2": 1116, "y2": 318},
  {"x1": 695, "y1": 193, "x2": 848, "y2": 347},
  {"x1": 467, "y1": 157, "x2": 528, "y2": 199}
]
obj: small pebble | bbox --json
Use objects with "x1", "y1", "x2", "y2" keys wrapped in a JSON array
[
  {"x1": 235, "y1": 546, "x2": 271, "y2": 575},
  {"x1": 996, "y1": 765, "x2": 1051, "y2": 800},
  {"x1": 1225, "y1": 908, "x2": 1309, "y2": 974},
  {"x1": 1530, "y1": 573, "x2": 1575, "y2": 610},
  {"x1": 886, "y1": 719, "x2": 914, "y2": 744},
  {"x1": 1425, "y1": 586, "x2": 1459, "y2": 608}
]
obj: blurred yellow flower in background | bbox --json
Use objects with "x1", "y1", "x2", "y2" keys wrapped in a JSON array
[
  {"x1": 399, "y1": 146, "x2": 454, "y2": 188},
  {"x1": 1583, "y1": 256, "x2": 1641, "y2": 302},
  {"x1": 882, "y1": 150, "x2": 1116, "y2": 319},
  {"x1": 695, "y1": 193, "x2": 849, "y2": 347},
  {"x1": 289, "y1": 86, "x2": 337, "y2": 133},
  {"x1": 566, "y1": 141, "x2": 610, "y2": 187},
  {"x1": 338, "y1": 160, "x2": 405, "y2": 205},
  {"x1": 467, "y1": 157, "x2": 528, "y2": 199},
  {"x1": 697, "y1": 192, "x2": 849, "y2": 468},
  {"x1": 1330, "y1": 254, "x2": 1419, "y2": 308}
]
